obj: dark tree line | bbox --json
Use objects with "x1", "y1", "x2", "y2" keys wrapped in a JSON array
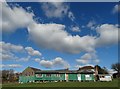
[{"x1": 1, "y1": 69, "x2": 20, "y2": 83}]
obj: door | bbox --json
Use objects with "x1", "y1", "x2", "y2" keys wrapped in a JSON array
[
  {"x1": 78, "y1": 74, "x2": 81, "y2": 81},
  {"x1": 65, "y1": 73, "x2": 68, "y2": 81}
]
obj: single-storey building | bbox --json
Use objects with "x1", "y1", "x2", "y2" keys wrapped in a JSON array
[{"x1": 19, "y1": 66, "x2": 112, "y2": 83}]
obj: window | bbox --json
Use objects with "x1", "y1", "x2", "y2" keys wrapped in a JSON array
[
  {"x1": 56, "y1": 74, "x2": 61, "y2": 77},
  {"x1": 85, "y1": 75, "x2": 91, "y2": 80},
  {"x1": 36, "y1": 74, "x2": 43, "y2": 78},
  {"x1": 25, "y1": 73, "x2": 27, "y2": 76},
  {"x1": 32, "y1": 72, "x2": 34, "y2": 75},
  {"x1": 99, "y1": 75, "x2": 105, "y2": 78},
  {"x1": 102, "y1": 76, "x2": 105, "y2": 78},
  {"x1": 46, "y1": 74, "x2": 51, "y2": 77},
  {"x1": 29, "y1": 72, "x2": 31, "y2": 76}
]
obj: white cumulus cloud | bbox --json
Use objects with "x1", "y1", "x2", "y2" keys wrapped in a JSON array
[
  {"x1": 34, "y1": 58, "x2": 41, "y2": 62},
  {"x1": 71, "y1": 25, "x2": 80, "y2": 32},
  {"x1": 76, "y1": 53, "x2": 92, "y2": 64},
  {"x1": 0, "y1": 41, "x2": 24, "y2": 60},
  {"x1": 25, "y1": 47, "x2": 42, "y2": 56},
  {"x1": 41, "y1": 2, "x2": 69, "y2": 18},
  {"x1": 76, "y1": 52, "x2": 99, "y2": 64},
  {"x1": 39, "y1": 57, "x2": 70, "y2": 68},
  {"x1": 1, "y1": 2, "x2": 119, "y2": 67},
  {"x1": 28, "y1": 23, "x2": 96, "y2": 54},
  {"x1": 1, "y1": 2, "x2": 35, "y2": 33},
  {"x1": 96, "y1": 24, "x2": 118, "y2": 46},
  {"x1": 40, "y1": 60, "x2": 53, "y2": 68},
  {"x1": 87, "y1": 20, "x2": 96, "y2": 30},
  {"x1": 0, "y1": 41, "x2": 42, "y2": 61},
  {"x1": 75, "y1": 64, "x2": 94, "y2": 69}
]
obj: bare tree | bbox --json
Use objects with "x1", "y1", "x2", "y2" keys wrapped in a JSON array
[
  {"x1": 2, "y1": 69, "x2": 14, "y2": 83},
  {"x1": 111, "y1": 63, "x2": 120, "y2": 72}
]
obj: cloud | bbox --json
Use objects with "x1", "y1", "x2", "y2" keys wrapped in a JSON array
[
  {"x1": 0, "y1": 41, "x2": 42, "y2": 61},
  {"x1": 40, "y1": 60, "x2": 53, "y2": 68},
  {"x1": 1, "y1": 2, "x2": 34, "y2": 33},
  {"x1": 76, "y1": 52, "x2": 99, "y2": 64},
  {"x1": 0, "y1": 64, "x2": 22, "y2": 68},
  {"x1": 0, "y1": 41, "x2": 24, "y2": 60},
  {"x1": 87, "y1": 20, "x2": 96, "y2": 30},
  {"x1": 75, "y1": 64, "x2": 94, "y2": 69},
  {"x1": 41, "y1": 2, "x2": 76, "y2": 22},
  {"x1": 16, "y1": 56, "x2": 31, "y2": 62},
  {"x1": 1, "y1": 3, "x2": 119, "y2": 68},
  {"x1": 25, "y1": 47, "x2": 42, "y2": 56},
  {"x1": 38, "y1": 57, "x2": 70, "y2": 68},
  {"x1": 52, "y1": 57, "x2": 70, "y2": 68},
  {"x1": 2, "y1": 3, "x2": 98, "y2": 54},
  {"x1": 28, "y1": 23, "x2": 96, "y2": 54},
  {"x1": 112, "y1": 4, "x2": 120, "y2": 14},
  {"x1": 93, "y1": 59, "x2": 100, "y2": 64},
  {"x1": 76, "y1": 53, "x2": 92, "y2": 64},
  {"x1": 1, "y1": 53, "x2": 14, "y2": 60},
  {"x1": 95, "y1": 24, "x2": 118, "y2": 46},
  {"x1": 0, "y1": 41, "x2": 24, "y2": 52},
  {"x1": 41, "y1": 2, "x2": 69, "y2": 18},
  {"x1": 68, "y1": 11, "x2": 75, "y2": 21},
  {"x1": 34, "y1": 58, "x2": 41, "y2": 62},
  {"x1": 71, "y1": 25, "x2": 80, "y2": 32}
]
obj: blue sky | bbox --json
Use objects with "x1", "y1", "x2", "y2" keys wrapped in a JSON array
[{"x1": 1, "y1": 2, "x2": 119, "y2": 72}]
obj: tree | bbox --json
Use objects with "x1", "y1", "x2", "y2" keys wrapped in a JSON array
[
  {"x1": 111, "y1": 63, "x2": 120, "y2": 78},
  {"x1": 111, "y1": 63, "x2": 120, "y2": 72},
  {"x1": 95, "y1": 65, "x2": 108, "y2": 74},
  {"x1": 2, "y1": 69, "x2": 15, "y2": 82}
]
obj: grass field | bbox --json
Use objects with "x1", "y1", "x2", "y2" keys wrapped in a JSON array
[{"x1": 1, "y1": 79, "x2": 119, "y2": 87}]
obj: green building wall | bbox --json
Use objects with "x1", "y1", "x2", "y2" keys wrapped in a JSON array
[
  {"x1": 81, "y1": 74, "x2": 94, "y2": 81},
  {"x1": 68, "y1": 74, "x2": 78, "y2": 80},
  {"x1": 19, "y1": 74, "x2": 95, "y2": 83},
  {"x1": 35, "y1": 74, "x2": 65, "y2": 81},
  {"x1": 19, "y1": 76, "x2": 35, "y2": 83},
  {"x1": 19, "y1": 74, "x2": 66, "y2": 83}
]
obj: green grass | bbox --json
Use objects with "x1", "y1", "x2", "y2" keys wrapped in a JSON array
[{"x1": 2, "y1": 79, "x2": 119, "y2": 87}]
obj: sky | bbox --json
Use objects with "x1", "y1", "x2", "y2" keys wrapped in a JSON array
[{"x1": 0, "y1": 1, "x2": 119, "y2": 72}]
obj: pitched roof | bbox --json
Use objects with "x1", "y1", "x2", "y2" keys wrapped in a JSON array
[
  {"x1": 28, "y1": 67, "x2": 41, "y2": 72},
  {"x1": 26, "y1": 66, "x2": 95, "y2": 74},
  {"x1": 55, "y1": 69, "x2": 69, "y2": 73},
  {"x1": 35, "y1": 69, "x2": 78, "y2": 74},
  {"x1": 78, "y1": 66, "x2": 94, "y2": 70},
  {"x1": 35, "y1": 70, "x2": 59, "y2": 74},
  {"x1": 77, "y1": 66, "x2": 95, "y2": 74},
  {"x1": 35, "y1": 69, "x2": 69, "y2": 74}
]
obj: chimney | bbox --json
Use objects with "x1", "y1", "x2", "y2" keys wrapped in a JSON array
[{"x1": 95, "y1": 66, "x2": 98, "y2": 75}]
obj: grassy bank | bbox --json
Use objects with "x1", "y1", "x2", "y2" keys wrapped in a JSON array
[{"x1": 2, "y1": 79, "x2": 119, "y2": 87}]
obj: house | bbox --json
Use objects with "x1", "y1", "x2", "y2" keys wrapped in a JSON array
[{"x1": 19, "y1": 65, "x2": 112, "y2": 83}]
